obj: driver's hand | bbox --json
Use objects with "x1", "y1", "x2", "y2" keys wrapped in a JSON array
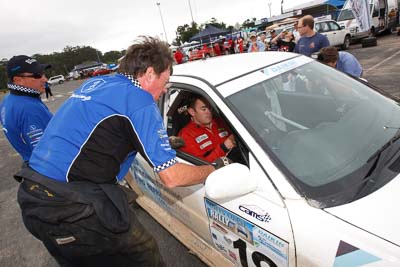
[
  {"x1": 223, "y1": 135, "x2": 236, "y2": 150},
  {"x1": 211, "y1": 157, "x2": 233, "y2": 170}
]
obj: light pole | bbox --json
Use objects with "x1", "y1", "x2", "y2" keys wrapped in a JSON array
[
  {"x1": 268, "y1": 2, "x2": 272, "y2": 18},
  {"x1": 281, "y1": 0, "x2": 284, "y2": 14},
  {"x1": 188, "y1": 0, "x2": 194, "y2": 23},
  {"x1": 156, "y1": 2, "x2": 168, "y2": 43}
]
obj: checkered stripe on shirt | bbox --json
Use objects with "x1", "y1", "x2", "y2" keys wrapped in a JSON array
[
  {"x1": 119, "y1": 73, "x2": 141, "y2": 88},
  {"x1": 154, "y1": 158, "x2": 178, "y2": 172},
  {"x1": 7, "y1": 83, "x2": 40, "y2": 96}
]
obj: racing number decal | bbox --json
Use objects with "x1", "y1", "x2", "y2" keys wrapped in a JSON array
[
  {"x1": 233, "y1": 238, "x2": 278, "y2": 267},
  {"x1": 205, "y1": 198, "x2": 289, "y2": 267}
]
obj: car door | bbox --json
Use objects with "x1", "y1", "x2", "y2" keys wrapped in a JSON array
[
  {"x1": 315, "y1": 21, "x2": 336, "y2": 46},
  {"x1": 328, "y1": 21, "x2": 344, "y2": 46},
  {"x1": 130, "y1": 75, "x2": 296, "y2": 266}
]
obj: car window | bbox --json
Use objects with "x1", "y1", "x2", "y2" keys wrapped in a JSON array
[
  {"x1": 315, "y1": 23, "x2": 322, "y2": 33},
  {"x1": 226, "y1": 59, "x2": 400, "y2": 207},
  {"x1": 320, "y1": 22, "x2": 330, "y2": 32},
  {"x1": 164, "y1": 88, "x2": 249, "y2": 166},
  {"x1": 328, "y1": 21, "x2": 340, "y2": 31}
]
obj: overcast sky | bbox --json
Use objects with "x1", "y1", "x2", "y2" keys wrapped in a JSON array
[{"x1": 0, "y1": 0, "x2": 312, "y2": 59}]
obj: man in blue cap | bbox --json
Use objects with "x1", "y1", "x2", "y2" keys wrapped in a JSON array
[{"x1": 0, "y1": 55, "x2": 52, "y2": 162}]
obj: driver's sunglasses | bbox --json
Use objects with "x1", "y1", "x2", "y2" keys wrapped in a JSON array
[{"x1": 16, "y1": 73, "x2": 44, "y2": 79}]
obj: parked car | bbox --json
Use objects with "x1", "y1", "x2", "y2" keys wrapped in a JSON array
[
  {"x1": 314, "y1": 20, "x2": 352, "y2": 50},
  {"x1": 127, "y1": 52, "x2": 400, "y2": 266},
  {"x1": 47, "y1": 75, "x2": 65, "y2": 85},
  {"x1": 92, "y1": 68, "x2": 112, "y2": 76},
  {"x1": 189, "y1": 45, "x2": 215, "y2": 61}
]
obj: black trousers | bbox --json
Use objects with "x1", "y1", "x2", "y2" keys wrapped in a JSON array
[{"x1": 19, "y1": 183, "x2": 165, "y2": 267}]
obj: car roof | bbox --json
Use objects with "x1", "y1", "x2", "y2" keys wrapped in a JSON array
[{"x1": 172, "y1": 52, "x2": 299, "y2": 86}]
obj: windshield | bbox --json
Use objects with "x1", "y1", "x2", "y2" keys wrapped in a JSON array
[
  {"x1": 337, "y1": 9, "x2": 355, "y2": 21},
  {"x1": 226, "y1": 58, "x2": 400, "y2": 207}
]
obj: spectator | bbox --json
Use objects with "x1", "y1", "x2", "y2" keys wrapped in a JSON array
[
  {"x1": 235, "y1": 34, "x2": 244, "y2": 53},
  {"x1": 294, "y1": 15, "x2": 330, "y2": 56},
  {"x1": 247, "y1": 32, "x2": 265, "y2": 52},
  {"x1": 259, "y1": 33, "x2": 269, "y2": 51},
  {"x1": 318, "y1": 46, "x2": 363, "y2": 78},
  {"x1": 271, "y1": 30, "x2": 296, "y2": 52},
  {"x1": 44, "y1": 81, "x2": 55, "y2": 102},
  {"x1": 178, "y1": 95, "x2": 236, "y2": 162},
  {"x1": 213, "y1": 42, "x2": 222, "y2": 56},
  {"x1": 293, "y1": 20, "x2": 301, "y2": 42},
  {"x1": 0, "y1": 55, "x2": 52, "y2": 162},
  {"x1": 174, "y1": 48, "x2": 184, "y2": 64},
  {"x1": 15, "y1": 37, "x2": 220, "y2": 266},
  {"x1": 269, "y1": 30, "x2": 279, "y2": 51}
]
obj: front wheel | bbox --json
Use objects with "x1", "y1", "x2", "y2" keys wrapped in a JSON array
[{"x1": 341, "y1": 35, "x2": 351, "y2": 50}]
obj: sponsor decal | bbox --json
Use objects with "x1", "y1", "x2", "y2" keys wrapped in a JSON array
[
  {"x1": 228, "y1": 250, "x2": 237, "y2": 261},
  {"x1": 205, "y1": 198, "x2": 289, "y2": 267},
  {"x1": 71, "y1": 93, "x2": 91, "y2": 101},
  {"x1": 200, "y1": 140, "x2": 212, "y2": 150},
  {"x1": 239, "y1": 204, "x2": 271, "y2": 223},
  {"x1": 218, "y1": 131, "x2": 228, "y2": 138},
  {"x1": 333, "y1": 240, "x2": 381, "y2": 267},
  {"x1": 195, "y1": 134, "x2": 208, "y2": 143}
]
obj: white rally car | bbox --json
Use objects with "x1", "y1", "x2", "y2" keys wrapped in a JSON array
[{"x1": 127, "y1": 52, "x2": 400, "y2": 267}]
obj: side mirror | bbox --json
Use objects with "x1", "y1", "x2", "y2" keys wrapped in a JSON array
[
  {"x1": 205, "y1": 163, "x2": 257, "y2": 200},
  {"x1": 340, "y1": 25, "x2": 345, "y2": 30}
]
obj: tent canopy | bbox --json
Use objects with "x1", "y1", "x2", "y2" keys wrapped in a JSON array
[{"x1": 189, "y1": 25, "x2": 231, "y2": 43}]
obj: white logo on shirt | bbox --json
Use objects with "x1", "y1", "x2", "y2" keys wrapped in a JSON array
[
  {"x1": 200, "y1": 141, "x2": 212, "y2": 150},
  {"x1": 195, "y1": 134, "x2": 208, "y2": 143}
]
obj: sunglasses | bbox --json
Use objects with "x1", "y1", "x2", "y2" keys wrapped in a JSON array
[{"x1": 16, "y1": 73, "x2": 44, "y2": 79}]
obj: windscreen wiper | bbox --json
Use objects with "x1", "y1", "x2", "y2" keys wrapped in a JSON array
[
  {"x1": 353, "y1": 127, "x2": 400, "y2": 200},
  {"x1": 366, "y1": 126, "x2": 400, "y2": 163}
]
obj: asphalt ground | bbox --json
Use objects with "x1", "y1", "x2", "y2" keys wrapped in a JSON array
[{"x1": 1, "y1": 32, "x2": 399, "y2": 267}]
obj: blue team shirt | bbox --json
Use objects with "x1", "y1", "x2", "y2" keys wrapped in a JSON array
[
  {"x1": 29, "y1": 74, "x2": 177, "y2": 183},
  {"x1": 336, "y1": 51, "x2": 363, "y2": 78},
  {"x1": 294, "y1": 32, "x2": 330, "y2": 57},
  {"x1": 0, "y1": 93, "x2": 52, "y2": 161}
]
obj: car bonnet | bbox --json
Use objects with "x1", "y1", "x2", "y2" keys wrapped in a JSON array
[{"x1": 324, "y1": 174, "x2": 400, "y2": 246}]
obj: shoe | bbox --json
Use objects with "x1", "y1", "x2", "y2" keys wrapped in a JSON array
[{"x1": 51, "y1": 97, "x2": 55, "y2": 101}]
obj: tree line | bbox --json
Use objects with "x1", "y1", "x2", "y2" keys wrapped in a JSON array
[
  {"x1": 0, "y1": 45, "x2": 124, "y2": 89},
  {"x1": 1, "y1": 17, "x2": 256, "y2": 89}
]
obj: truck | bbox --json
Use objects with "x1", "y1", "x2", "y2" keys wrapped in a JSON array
[{"x1": 337, "y1": 0, "x2": 399, "y2": 41}]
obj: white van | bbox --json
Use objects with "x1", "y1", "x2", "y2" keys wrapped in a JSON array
[{"x1": 337, "y1": 0, "x2": 399, "y2": 41}]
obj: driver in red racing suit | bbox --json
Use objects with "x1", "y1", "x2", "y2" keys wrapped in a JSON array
[{"x1": 178, "y1": 95, "x2": 236, "y2": 162}]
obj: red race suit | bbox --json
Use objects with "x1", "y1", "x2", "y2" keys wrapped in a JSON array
[{"x1": 178, "y1": 118, "x2": 231, "y2": 162}]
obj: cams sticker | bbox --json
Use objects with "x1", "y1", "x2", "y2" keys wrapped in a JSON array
[{"x1": 239, "y1": 204, "x2": 271, "y2": 223}]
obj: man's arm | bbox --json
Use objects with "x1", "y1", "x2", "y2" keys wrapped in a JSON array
[{"x1": 158, "y1": 163, "x2": 214, "y2": 188}]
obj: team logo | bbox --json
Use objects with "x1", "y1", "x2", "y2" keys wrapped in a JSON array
[
  {"x1": 25, "y1": 58, "x2": 37, "y2": 64},
  {"x1": 29, "y1": 124, "x2": 37, "y2": 131},
  {"x1": 80, "y1": 79, "x2": 106, "y2": 93}
]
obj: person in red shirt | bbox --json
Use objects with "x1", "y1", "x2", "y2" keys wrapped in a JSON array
[
  {"x1": 178, "y1": 95, "x2": 236, "y2": 162},
  {"x1": 174, "y1": 48, "x2": 184, "y2": 64}
]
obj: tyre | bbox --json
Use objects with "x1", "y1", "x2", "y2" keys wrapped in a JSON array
[
  {"x1": 341, "y1": 35, "x2": 351, "y2": 50},
  {"x1": 361, "y1": 37, "x2": 377, "y2": 48}
]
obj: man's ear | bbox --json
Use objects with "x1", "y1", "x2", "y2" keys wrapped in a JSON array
[
  {"x1": 145, "y1": 67, "x2": 156, "y2": 82},
  {"x1": 187, "y1": 107, "x2": 195, "y2": 117},
  {"x1": 138, "y1": 67, "x2": 155, "y2": 88}
]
